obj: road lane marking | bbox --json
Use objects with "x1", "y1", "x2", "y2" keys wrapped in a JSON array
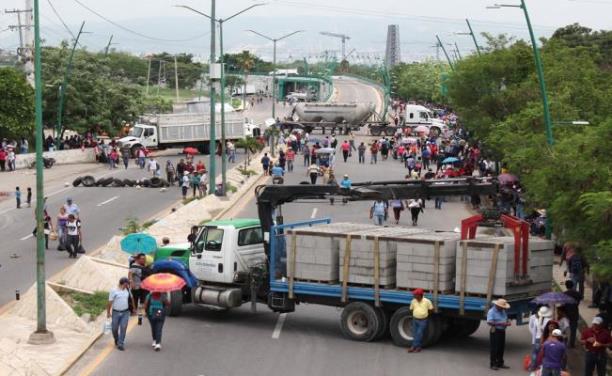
[
  {"x1": 96, "y1": 196, "x2": 119, "y2": 207},
  {"x1": 310, "y1": 208, "x2": 318, "y2": 219},
  {"x1": 20, "y1": 234, "x2": 33, "y2": 241},
  {"x1": 271, "y1": 313, "x2": 287, "y2": 339}
]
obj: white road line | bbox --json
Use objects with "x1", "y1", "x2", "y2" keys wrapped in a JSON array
[
  {"x1": 271, "y1": 313, "x2": 287, "y2": 339},
  {"x1": 310, "y1": 207, "x2": 318, "y2": 219},
  {"x1": 96, "y1": 196, "x2": 119, "y2": 207},
  {"x1": 20, "y1": 234, "x2": 33, "y2": 241}
]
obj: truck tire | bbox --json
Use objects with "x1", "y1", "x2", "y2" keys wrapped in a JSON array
[
  {"x1": 389, "y1": 307, "x2": 414, "y2": 347},
  {"x1": 197, "y1": 143, "x2": 210, "y2": 155},
  {"x1": 304, "y1": 126, "x2": 313, "y2": 134},
  {"x1": 149, "y1": 177, "x2": 162, "y2": 188},
  {"x1": 130, "y1": 145, "x2": 141, "y2": 158},
  {"x1": 374, "y1": 307, "x2": 390, "y2": 340},
  {"x1": 168, "y1": 290, "x2": 183, "y2": 317},
  {"x1": 384, "y1": 127, "x2": 396, "y2": 136},
  {"x1": 82, "y1": 175, "x2": 96, "y2": 187},
  {"x1": 340, "y1": 302, "x2": 380, "y2": 342},
  {"x1": 448, "y1": 317, "x2": 480, "y2": 338},
  {"x1": 369, "y1": 126, "x2": 382, "y2": 136},
  {"x1": 72, "y1": 177, "x2": 83, "y2": 187},
  {"x1": 422, "y1": 315, "x2": 445, "y2": 347}
]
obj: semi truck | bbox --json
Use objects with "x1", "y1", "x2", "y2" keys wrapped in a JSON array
[
  {"x1": 368, "y1": 104, "x2": 449, "y2": 137},
  {"x1": 281, "y1": 102, "x2": 376, "y2": 134},
  {"x1": 153, "y1": 178, "x2": 553, "y2": 348}
]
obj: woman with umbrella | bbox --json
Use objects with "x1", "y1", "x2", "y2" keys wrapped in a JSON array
[{"x1": 141, "y1": 273, "x2": 186, "y2": 351}]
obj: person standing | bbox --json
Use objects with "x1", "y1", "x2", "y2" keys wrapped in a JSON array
[
  {"x1": 358, "y1": 142, "x2": 366, "y2": 164},
  {"x1": 227, "y1": 141, "x2": 236, "y2": 163},
  {"x1": 26, "y1": 187, "x2": 32, "y2": 208},
  {"x1": 487, "y1": 298, "x2": 511, "y2": 370},
  {"x1": 129, "y1": 253, "x2": 151, "y2": 316},
  {"x1": 165, "y1": 160, "x2": 176, "y2": 186},
  {"x1": 144, "y1": 291, "x2": 170, "y2": 351},
  {"x1": 65, "y1": 214, "x2": 82, "y2": 258},
  {"x1": 286, "y1": 147, "x2": 295, "y2": 172},
  {"x1": 181, "y1": 171, "x2": 190, "y2": 199},
  {"x1": 121, "y1": 147, "x2": 130, "y2": 169},
  {"x1": 56, "y1": 206, "x2": 69, "y2": 251},
  {"x1": 15, "y1": 186, "x2": 21, "y2": 209},
  {"x1": 370, "y1": 142, "x2": 379, "y2": 164},
  {"x1": 147, "y1": 156, "x2": 159, "y2": 177},
  {"x1": 528, "y1": 306, "x2": 552, "y2": 371},
  {"x1": 7, "y1": 148, "x2": 16, "y2": 171},
  {"x1": 567, "y1": 250, "x2": 588, "y2": 299},
  {"x1": 302, "y1": 144, "x2": 310, "y2": 167},
  {"x1": 563, "y1": 279, "x2": 581, "y2": 348},
  {"x1": 390, "y1": 199, "x2": 405, "y2": 224},
  {"x1": 348, "y1": 131, "x2": 356, "y2": 156},
  {"x1": 137, "y1": 147, "x2": 147, "y2": 169},
  {"x1": 307, "y1": 163, "x2": 320, "y2": 185},
  {"x1": 408, "y1": 198, "x2": 424, "y2": 226},
  {"x1": 370, "y1": 199, "x2": 387, "y2": 226},
  {"x1": 341, "y1": 140, "x2": 350, "y2": 162},
  {"x1": 581, "y1": 316, "x2": 611, "y2": 376},
  {"x1": 541, "y1": 329, "x2": 567, "y2": 376},
  {"x1": 106, "y1": 277, "x2": 134, "y2": 351},
  {"x1": 408, "y1": 288, "x2": 433, "y2": 353},
  {"x1": 190, "y1": 172, "x2": 201, "y2": 198},
  {"x1": 0, "y1": 147, "x2": 6, "y2": 171}
]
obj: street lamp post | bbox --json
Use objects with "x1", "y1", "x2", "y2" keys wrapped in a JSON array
[
  {"x1": 247, "y1": 29, "x2": 304, "y2": 157},
  {"x1": 488, "y1": 0, "x2": 553, "y2": 145},
  {"x1": 209, "y1": 0, "x2": 217, "y2": 194},
  {"x1": 435, "y1": 35, "x2": 455, "y2": 71},
  {"x1": 28, "y1": 0, "x2": 55, "y2": 345},
  {"x1": 175, "y1": 3, "x2": 266, "y2": 194},
  {"x1": 455, "y1": 19, "x2": 482, "y2": 56}
]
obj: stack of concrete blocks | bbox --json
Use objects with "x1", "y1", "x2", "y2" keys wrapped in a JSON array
[
  {"x1": 454, "y1": 236, "x2": 554, "y2": 297},
  {"x1": 396, "y1": 232, "x2": 460, "y2": 292},
  {"x1": 338, "y1": 227, "x2": 429, "y2": 287},
  {"x1": 286, "y1": 223, "x2": 378, "y2": 282}
]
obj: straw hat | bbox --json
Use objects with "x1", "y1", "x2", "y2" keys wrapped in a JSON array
[
  {"x1": 538, "y1": 306, "x2": 553, "y2": 318},
  {"x1": 492, "y1": 298, "x2": 510, "y2": 309}
]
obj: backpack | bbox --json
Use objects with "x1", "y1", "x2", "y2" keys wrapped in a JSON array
[{"x1": 147, "y1": 293, "x2": 167, "y2": 318}]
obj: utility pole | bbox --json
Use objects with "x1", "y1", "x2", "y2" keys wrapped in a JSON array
[
  {"x1": 436, "y1": 35, "x2": 454, "y2": 71},
  {"x1": 174, "y1": 55, "x2": 180, "y2": 102},
  {"x1": 145, "y1": 57, "x2": 151, "y2": 95},
  {"x1": 454, "y1": 42, "x2": 462, "y2": 60},
  {"x1": 466, "y1": 19, "x2": 482, "y2": 55},
  {"x1": 156, "y1": 60, "x2": 163, "y2": 96},
  {"x1": 28, "y1": 0, "x2": 55, "y2": 345},
  {"x1": 104, "y1": 34, "x2": 114, "y2": 55},
  {"x1": 209, "y1": 0, "x2": 217, "y2": 194}
]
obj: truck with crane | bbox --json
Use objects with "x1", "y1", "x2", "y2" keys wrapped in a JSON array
[{"x1": 153, "y1": 178, "x2": 553, "y2": 348}]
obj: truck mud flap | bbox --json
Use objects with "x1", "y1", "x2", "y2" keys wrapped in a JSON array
[{"x1": 267, "y1": 292, "x2": 295, "y2": 313}]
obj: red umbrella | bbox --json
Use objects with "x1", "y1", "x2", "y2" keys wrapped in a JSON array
[
  {"x1": 183, "y1": 147, "x2": 198, "y2": 155},
  {"x1": 141, "y1": 273, "x2": 186, "y2": 293}
]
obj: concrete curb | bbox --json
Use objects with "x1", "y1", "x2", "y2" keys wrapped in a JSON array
[{"x1": 57, "y1": 331, "x2": 104, "y2": 376}]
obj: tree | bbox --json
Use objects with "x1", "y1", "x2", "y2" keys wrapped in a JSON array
[
  {"x1": 391, "y1": 61, "x2": 448, "y2": 103},
  {"x1": 0, "y1": 67, "x2": 34, "y2": 139}
]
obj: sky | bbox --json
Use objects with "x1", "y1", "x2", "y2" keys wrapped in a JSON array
[{"x1": 1, "y1": 0, "x2": 611, "y2": 63}]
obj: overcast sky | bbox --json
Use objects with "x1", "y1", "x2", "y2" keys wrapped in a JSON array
[{"x1": 1, "y1": 0, "x2": 611, "y2": 62}]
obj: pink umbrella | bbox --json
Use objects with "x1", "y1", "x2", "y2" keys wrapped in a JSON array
[{"x1": 414, "y1": 125, "x2": 430, "y2": 134}]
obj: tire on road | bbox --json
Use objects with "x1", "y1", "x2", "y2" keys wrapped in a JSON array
[
  {"x1": 123, "y1": 179, "x2": 135, "y2": 187},
  {"x1": 374, "y1": 307, "x2": 390, "y2": 340},
  {"x1": 81, "y1": 175, "x2": 96, "y2": 187},
  {"x1": 72, "y1": 177, "x2": 83, "y2": 187},
  {"x1": 112, "y1": 178, "x2": 125, "y2": 187},
  {"x1": 99, "y1": 177, "x2": 113, "y2": 187},
  {"x1": 389, "y1": 307, "x2": 414, "y2": 347},
  {"x1": 141, "y1": 179, "x2": 151, "y2": 188},
  {"x1": 159, "y1": 179, "x2": 169, "y2": 187},
  {"x1": 447, "y1": 317, "x2": 480, "y2": 338},
  {"x1": 168, "y1": 289, "x2": 183, "y2": 317},
  {"x1": 339, "y1": 302, "x2": 380, "y2": 342},
  {"x1": 149, "y1": 177, "x2": 163, "y2": 188},
  {"x1": 369, "y1": 126, "x2": 383, "y2": 136}
]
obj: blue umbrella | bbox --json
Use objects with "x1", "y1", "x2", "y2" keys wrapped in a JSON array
[
  {"x1": 442, "y1": 157, "x2": 459, "y2": 164},
  {"x1": 120, "y1": 233, "x2": 158, "y2": 255},
  {"x1": 531, "y1": 292, "x2": 576, "y2": 306}
]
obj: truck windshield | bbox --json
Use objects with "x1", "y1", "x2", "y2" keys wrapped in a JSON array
[
  {"x1": 194, "y1": 227, "x2": 224, "y2": 253},
  {"x1": 419, "y1": 112, "x2": 429, "y2": 120},
  {"x1": 128, "y1": 127, "x2": 143, "y2": 137}
]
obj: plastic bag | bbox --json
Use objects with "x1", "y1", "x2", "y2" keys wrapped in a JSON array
[{"x1": 103, "y1": 319, "x2": 111, "y2": 335}]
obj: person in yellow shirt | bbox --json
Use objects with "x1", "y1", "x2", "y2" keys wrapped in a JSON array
[{"x1": 408, "y1": 288, "x2": 434, "y2": 353}]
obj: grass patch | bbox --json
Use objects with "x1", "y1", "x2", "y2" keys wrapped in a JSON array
[
  {"x1": 226, "y1": 182, "x2": 238, "y2": 193},
  {"x1": 142, "y1": 219, "x2": 158, "y2": 229},
  {"x1": 237, "y1": 167, "x2": 258, "y2": 177},
  {"x1": 120, "y1": 217, "x2": 157, "y2": 234},
  {"x1": 59, "y1": 290, "x2": 108, "y2": 319}
]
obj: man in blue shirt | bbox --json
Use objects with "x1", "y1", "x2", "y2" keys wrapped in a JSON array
[
  {"x1": 340, "y1": 174, "x2": 351, "y2": 189},
  {"x1": 487, "y1": 298, "x2": 511, "y2": 370},
  {"x1": 541, "y1": 329, "x2": 566, "y2": 376}
]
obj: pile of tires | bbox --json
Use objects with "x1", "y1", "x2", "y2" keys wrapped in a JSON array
[{"x1": 72, "y1": 175, "x2": 170, "y2": 188}]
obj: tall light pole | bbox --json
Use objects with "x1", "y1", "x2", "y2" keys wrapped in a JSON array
[
  {"x1": 435, "y1": 35, "x2": 454, "y2": 71},
  {"x1": 28, "y1": 0, "x2": 55, "y2": 345},
  {"x1": 455, "y1": 19, "x2": 482, "y2": 56},
  {"x1": 175, "y1": 3, "x2": 266, "y2": 195},
  {"x1": 247, "y1": 29, "x2": 304, "y2": 157},
  {"x1": 488, "y1": 1, "x2": 553, "y2": 145},
  {"x1": 209, "y1": 0, "x2": 217, "y2": 194}
]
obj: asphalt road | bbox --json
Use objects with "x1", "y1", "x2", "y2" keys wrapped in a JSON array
[{"x1": 87, "y1": 79, "x2": 533, "y2": 376}]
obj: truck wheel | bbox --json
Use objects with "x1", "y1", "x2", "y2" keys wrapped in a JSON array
[
  {"x1": 374, "y1": 307, "x2": 390, "y2": 340},
  {"x1": 72, "y1": 177, "x2": 83, "y2": 187},
  {"x1": 340, "y1": 302, "x2": 380, "y2": 342},
  {"x1": 82, "y1": 176, "x2": 96, "y2": 187},
  {"x1": 304, "y1": 126, "x2": 313, "y2": 134},
  {"x1": 384, "y1": 127, "x2": 396, "y2": 136},
  {"x1": 197, "y1": 143, "x2": 210, "y2": 155},
  {"x1": 449, "y1": 318, "x2": 480, "y2": 338},
  {"x1": 389, "y1": 307, "x2": 413, "y2": 347},
  {"x1": 422, "y1": 315, "x2": 445, "y2": 347},
  {"x1": 369, "y1": 127, "x2": 382, "y2": 136},
  {"x1": 168, "y1": 290, "x2": 183, "y2": 317},
  {"x1": 130, "y1": 145, "x2": 141, "y2": 158}
]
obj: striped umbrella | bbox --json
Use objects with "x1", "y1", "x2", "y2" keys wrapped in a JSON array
[{"x1": 141, "y1": 273, "x2": 186, "y2": 293}]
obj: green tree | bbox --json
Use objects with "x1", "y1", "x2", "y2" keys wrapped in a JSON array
[
  {"x1": 0, "y1": 67, "x2": 34, "y2": 139},
  {"x1": 391, "y1": 61, "x2": 448, "y2": 103}
]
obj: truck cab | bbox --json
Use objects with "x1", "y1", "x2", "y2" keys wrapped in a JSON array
[
  {"x1": 117, "y1": 124, "x2": 159, "y2": 154},
  {"x1": 404, "y1": 104, "x2": 448, "y2": 135}
]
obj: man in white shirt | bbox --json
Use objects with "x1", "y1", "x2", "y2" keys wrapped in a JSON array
[
  {"x1": 106, "y1": 277, "x2": 134, "y2": 350},
  {"x1": 147, "y1": 157, "x2": 159, "y2": 177}
]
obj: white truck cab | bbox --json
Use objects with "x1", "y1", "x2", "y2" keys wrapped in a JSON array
[
  {"x1": 119, "y1": 124, "x2": 159, "y2": 151},
  {"x1": 404, "y1": 104, "x2": 449, "y2": 135}
]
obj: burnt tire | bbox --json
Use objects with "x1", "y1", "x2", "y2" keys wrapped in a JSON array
[
  {"x1": 389, "y1": 307, "x2": 414, "y2": 347},
  {"x1": 340, "y1": 302, "x2": 380, "y2": 342},
  {"x1": 72, "y1": 177, "x2": 83, "y2": 187},
  {"x1": 141, "y1": 179, "x2": 151, "y2": 187},
  {"x1": 168, "y1": 289, "x2": 183, "y2": 317},
  {"x1": 99, "y1": 177, "x2": 113, "y2": 187},
  {"x1": 123, "y1": 179, "x2": 135, "y2": 187},
  {"x1": 82, "y1": 175, "x2": 96, "y2": 187},
  {"x1": 159, "y1": 179, "x2": 169, "y2": 187},
  {"x1": 149, "y1": 177, "x2": 162, "y2": 188},
  {"x1": 112, "y1": 178, "x2": 125, "y2": 187}
]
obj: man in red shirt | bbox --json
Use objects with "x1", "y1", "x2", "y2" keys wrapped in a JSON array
[
  {"x1": 285, "y1": 148, "x2": 295, "y2": 172},
  {"x1": 581, "y1": 316, "x2": 611, "y2": 376},
  {"x1": 341, "y1": 140, "x2": 350, "y2": 163}
]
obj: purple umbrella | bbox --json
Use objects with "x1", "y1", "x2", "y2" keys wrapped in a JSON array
[
  {"x1": 497, "y1": 173, "x2": 519, "y2": 186},
  {"x1": 531, "y1": 292, "x2": 576, "y2": 306}
]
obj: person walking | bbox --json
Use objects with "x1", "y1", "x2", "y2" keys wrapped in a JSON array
[
  {"x1": 390, "y1": 199, "x2": 405, "y2": 224},
  {"x1": 65, "y1": 214, "x2": 82, "y2": 258},
  {"x1": 147, "y1": 156, "x2": 160, "y2": 177},
  {"x1": 302, "y1": 145, "x2": 310, "y2": 167},
  {"x1": 567, "y1": 249, "x2": 588, "y2": 299},
  {"x1": 528, "y1": 306, "x2": 552, "y2": 371},
  {"x1": 581, "y1": 317, "x2": 611, "y2": 376},
  {"x1": 307, "y1": 163, "x2": 320, "y2": 184},
  {"x1": 227, "y1": 141, "x2": 236, "y2": 163},
  {"x1": 15, "y1": 186, "x2": 21, "y2": 209},
  {"x1": 286, "y1": 147, "x2": 295, "y2": 172},
  {"x1": 541, "y1": 329, "x2": 567, "y2": 376},
  {"x1": 144, "y1": 291, "x2": 170, "y2": 351},
  {"x1": 348, "y1": 131, "x2": 356, "y2": 156},
  {"x1": 341, "y1": 140, "x2": 350, "y2": 162},
  {"x1": 487, "y1": 298, "x2": 511, "y2": 370},
  {"x1": 261, "y1": 153, "x2": 271, "y2": 176},
  {"x1": 129, "y1": 253, "x2": 151, "y2": 320},
  {"x1": 137, "y1": 147, "x2": 147, "y2": 169},
  {"x1": 56, "y1": 206, "x2": 69, "y2": 251},
  {"x1": 165, "y1": 160, "x2": 176, "y2": 186},
  {"x1": 563, "y1": 280, "x2": 581, "y2": 348},
  {"x1": 64, "y1": 197, "x2": 80, "y2": 218},
  {"x1": 7, "y1": 148, "x2": 16, "y2": 171},
  {"x1": 121, "y1": 147, "x2": 130, "y2": 169},
  {"x1": 358, "y1": 142, "x2": 366, "y2": 164},
  {"x1": 370, "y1": 142, "x2": 379, "y2": 164},
  {"x1": 106, "y1": 277, "x2": 134, "y2": 351},
  {"x1": 370, "y1": 199, "x2": 387, "y2": 226},
  {"x1": 408, "y1": 198, "x2": 424, "y2": 226},
  {"x1": 26, "y1": 187, "x2": 32, "y2": 208},
  {"x1": 407, "y1": 288, "x2": 433, "y2": 353},
  {"x1": 181, "y1": 171, "x2": 190, "y2": 199},
  {"x1": 0, "y1": 147, "x2": 6, "y2": 171}
]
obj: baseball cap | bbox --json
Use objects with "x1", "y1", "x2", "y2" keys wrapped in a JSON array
[
  {"x1": 412, "y1": 288, "x2": 424, "y2": 296},
  {"x1": 552, "y1": 329, "x2": 563, "y2": 337},
  {"x1": 592, "y1": 317, "x2": 603, "y2": 325}
]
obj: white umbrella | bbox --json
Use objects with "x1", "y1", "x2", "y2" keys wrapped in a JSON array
[{"x1": 415, "y1": 125, "x2": 430, "y2": 134}]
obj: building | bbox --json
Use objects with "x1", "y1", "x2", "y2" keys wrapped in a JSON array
[{"x1": 385, "y1": 25, "x2": 401, "y2": 68}]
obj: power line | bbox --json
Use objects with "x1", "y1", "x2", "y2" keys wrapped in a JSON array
[
  {"x1": 71, "y1": 0, "x2": 209, "y2": 42},
  {"x1": 47, "y1": 0, "x2": 75, "y2": 39}
]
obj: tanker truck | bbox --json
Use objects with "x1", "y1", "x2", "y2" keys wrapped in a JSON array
[{"x1": 281, "y1": 102, "x2": 376, "y2": 134}]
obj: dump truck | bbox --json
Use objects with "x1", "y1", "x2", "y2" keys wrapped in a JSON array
[{"x1": 154, "y1": 178, "x2": 553, "y2": 348}]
